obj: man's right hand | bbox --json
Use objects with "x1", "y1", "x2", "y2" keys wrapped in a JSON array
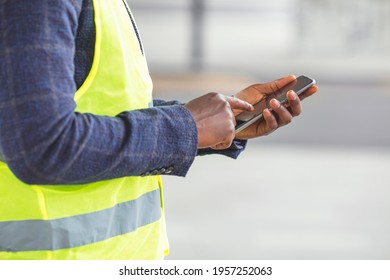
[{"x1": 185, "y1": 92, "x2": 253, "y2": 150}]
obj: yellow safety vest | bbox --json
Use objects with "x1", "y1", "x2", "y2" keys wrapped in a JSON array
[{"x1": 0, "y1": 0, "x2": 168, "y2": 259}]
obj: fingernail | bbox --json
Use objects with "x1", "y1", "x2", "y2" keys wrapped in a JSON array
[
  {"x1": 288, "y1": 90, "x2": 297, "y2": 100},
  {"x1": 271, "y1": 98, "x2": 280, "y2": 107}
]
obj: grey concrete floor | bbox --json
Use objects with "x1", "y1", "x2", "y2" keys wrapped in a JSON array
[{"x1": 163, "y1": 144, "x2": 390, "y2": 259}]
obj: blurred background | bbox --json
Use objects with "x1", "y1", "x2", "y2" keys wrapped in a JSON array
[{"x1": 129, "y1": 0, "x2": 390, "y2": 259}]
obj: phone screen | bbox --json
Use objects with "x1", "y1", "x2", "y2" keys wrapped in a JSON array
[{"x1": 235, "y1": 75, "x2": 315, "y2": 132}]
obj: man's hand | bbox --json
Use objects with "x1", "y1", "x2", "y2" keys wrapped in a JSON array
[
  {"x1": 185, "y1": 92, "x2": 254, "y2": 150},
  {"x1": 233, "y1": 75, "x2": 318, "y2": 139}
]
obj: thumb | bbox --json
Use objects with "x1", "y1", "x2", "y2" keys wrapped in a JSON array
[{"x1": 253, "y1": 74, "x2": 297, "y2": 94}]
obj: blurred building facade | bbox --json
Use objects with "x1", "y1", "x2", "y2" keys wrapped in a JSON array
[
  {"x1": 298, "y1": 0, "x2": 390, "y2": 55},
  {"x1": 130, "y1": 0, "x2": 390, "y2": 75}
]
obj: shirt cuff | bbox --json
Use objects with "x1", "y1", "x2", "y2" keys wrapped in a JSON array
[{"x1": 196, "y1": 139, "x2": 248, "y2": 159}]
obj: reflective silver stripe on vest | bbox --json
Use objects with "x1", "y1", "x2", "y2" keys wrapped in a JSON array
[{"x1": 0, "y1": 189, "x2": 161, "y2": 252}]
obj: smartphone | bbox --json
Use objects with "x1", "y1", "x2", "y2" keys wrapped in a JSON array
[{"x1": 235, "y1": 75, "x2": 316, "y2": 133}]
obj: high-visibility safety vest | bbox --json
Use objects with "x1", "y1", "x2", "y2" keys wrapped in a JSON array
[{"x1": 0, "y1": 0, "x2": 169, "y2": 259}]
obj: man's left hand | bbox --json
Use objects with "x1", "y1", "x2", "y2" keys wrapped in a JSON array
[{"x1": 233, "y1": 75, "x2": 319, "y2": 140}]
